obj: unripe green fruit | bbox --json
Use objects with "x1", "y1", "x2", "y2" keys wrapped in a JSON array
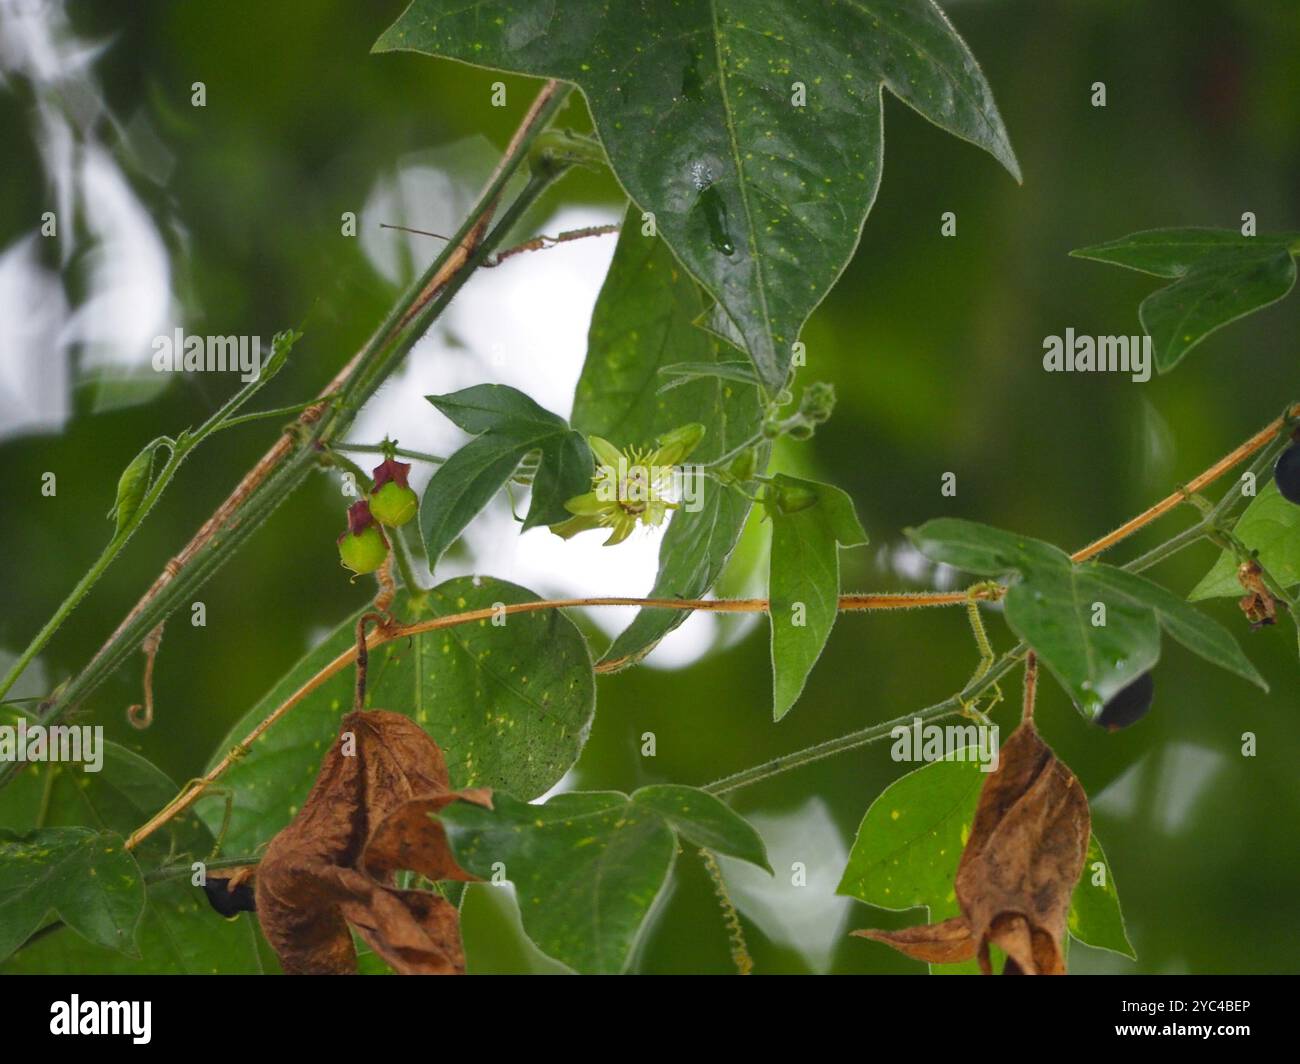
[
  {"x1": 1274, "y1": 442, "x2": 1300, "y2": 505},
  {"x1": 1096, "y1": 671, "x2": 1154, "y2": 732},
  {"x1": 369, "y1": 480, "x2": 418, "y2": 527},
  {"x1": 338, "y1": 524, "x2": 388, "y2": 574}
]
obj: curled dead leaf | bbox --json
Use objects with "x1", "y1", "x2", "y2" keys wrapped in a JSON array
[
  {"x1": 854, "y1": 721, "x2": 1090, "y2": 975},
  {"x1": 852, "y1": 916, "x2": 975, "y2": 965},
  {"x1": 254, "y1": 710, "x2": 492, "y2": 975}
]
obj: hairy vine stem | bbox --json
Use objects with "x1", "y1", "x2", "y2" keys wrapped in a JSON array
[
  {"x1": 0, "y1": 80, "x2": 572, "y2": 789},
  {"x1": 122, "y1": 590, "x2": 996, "y2": 850}
]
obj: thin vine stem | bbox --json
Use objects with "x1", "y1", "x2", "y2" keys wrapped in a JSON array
[
  {"x1": 335, "y1": 442, "x2": 449, "y2": 465},
  {"x1": 1071, "y1": 401, "x2": 1299, "y2": 562},
  {"x1": 121, "y1": 589, "x2": 995, "y2": 850}
]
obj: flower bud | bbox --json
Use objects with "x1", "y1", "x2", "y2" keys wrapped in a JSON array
[{"x1": 653, "y1": 422, "x2": 706, "y2": 466}]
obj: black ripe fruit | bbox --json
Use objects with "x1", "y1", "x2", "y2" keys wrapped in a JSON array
[
  {"x1": 1096, "y1": 672, "x2": 1154, "y2": 732},
  {"x1": 1274, "y1": 443, "x2": 1300, "y2": 505},
  {"x1": 202, "y1": 876, "x2": 257, "y2": 917}
]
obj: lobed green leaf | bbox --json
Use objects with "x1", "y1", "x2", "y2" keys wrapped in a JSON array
[
  {"x1": 376, "y1": 0, "x2": 1018, "y2": 391},
  {"x1": 908, "y1": 518, "x2": 1264, "y2": 717},
  {"x1": 1072, "y1": 227, "x2": 1299, "y2": 372},
  {"x1": 439, "y1": 785, "x2": 770, "y2": 973}
]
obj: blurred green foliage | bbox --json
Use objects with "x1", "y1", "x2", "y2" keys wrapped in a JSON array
[{"x1": 1, "y1": 0, "x2": 1297, "y2": 974}]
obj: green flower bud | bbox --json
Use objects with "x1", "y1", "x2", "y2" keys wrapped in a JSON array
[
  {"x1": 652, "y1": 422, "x2": 706, "y2": 467},
  {"x1": 798, "y1": 381, "x2": 836, "y2": 425}
]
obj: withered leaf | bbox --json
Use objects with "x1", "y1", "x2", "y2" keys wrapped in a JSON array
[
  {"x1": 852, "y1": 916, "x2": 975, "y2": 965},
  {"x1": 854, "y1": 721, "x2": 1090, "y2": 975},
  {"x1": 956, "y1": 721, "x2": 1090, "y2": 974},
  {"x1": 254, "y1": 710, "x2": 492, "y2": 975}
]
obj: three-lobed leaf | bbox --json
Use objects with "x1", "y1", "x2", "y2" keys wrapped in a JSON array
[
  {"x1": 1072, "y1": 228, "x2": 1299, "y2": 372},
  {"x1": 439, "y1": 786, "x2": 770, "y2": 973},
  {"x1": 908, "y1": 518, "x2": 1265, "y2": 718},
  {"x1": 421, "y1": 384, "x2": 592, "y2": 567},
  {"x1": 765, "y1": 474, "x2": 868, "y2": 719},
  {"x1": 376, "y1": 0, "x2": 1018, "y2": 391},
  {"x1": 0, "y1": 827, "x2": 144, "y2": 963},
  {"x1": 630, "y1": 784, "x2": 772, "y2": 872}
]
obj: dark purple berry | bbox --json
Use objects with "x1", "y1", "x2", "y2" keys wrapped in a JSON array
[
  {"x1": 202, "y1": 876, "x2": 256, "y2": 917},
  {"x1": 1096, "y1": 672, "x2": 1154, "y2": 732},
  {"x1": 1274, "y1": 443, "x2": 1300, "y2": 505}
]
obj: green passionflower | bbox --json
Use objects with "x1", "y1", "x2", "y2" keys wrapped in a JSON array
[{"x1": 552, "y1": 424, "x2": 705, "y2": 546}]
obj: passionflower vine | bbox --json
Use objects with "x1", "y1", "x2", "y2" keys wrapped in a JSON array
[{"x1": 552, "y1": 423, "x2": 705, "y2": 546}]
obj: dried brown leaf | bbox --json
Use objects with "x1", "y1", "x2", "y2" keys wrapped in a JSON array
[
  {"x1": 955, "y1": 721, "x2": 1090, "y2": 975},
  {"x1": 853, "y1": 721, "x2": 1090, "y2": 975},
  {"x1": 255, "y1": 710, "x2": 492, "y2": 975},
  {"x1": 851, "y1": 916, "x2": 976, "y2": 965}
]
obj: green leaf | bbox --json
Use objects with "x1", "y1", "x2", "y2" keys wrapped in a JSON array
[
  {"x1": 1140, "y1": 247, "x2": 1297, "y2": 372},
  {"x1": 1190, "y1": 478, "x2": 1300, "y2": 600},
  {"x1": 1070, "y1": 227, "x2": 1294, "y2": 278},
  {"x1": 630, "y1": 784, "x2": 772, "y2": 871},
  {"x1": 908, "y1": 518, "x2": 1264, "y2": 717},
  {"x1": 260, "y1": 326, "x2": 303, "y2": 385},
  {"x1": 909, "y1": 519, "x2": 1159, "y2": 714},
  {"x1": 1, "y1": 876, "x2": 264, "y2": 975},
  {"x1": 837, "y1": 754, "x2": 1135, "y2": 972},
  {"x1": 0, "y1": 707, "x2": 209, "y2": 862},
  {"x1": 1068, "y1": 834, "x2": 1135, "y2": 960},
  {"x1": 441, "y1": 791, "x2": 675, "y2": 974},
  {"x1": 0, "y1": 828, "x2": 144, "y2": 962},
  {"x1": 572, "y1": 205, "x2": 766, "y2": 668},
  {"x1": 459, "y1": 882, "x2": 575, "y2": 974},
  {"x1": 376, "y1": 0, "x2": 1018, "y2": 391},
  {"x1": 440, "y1": 786, "x2": 769, "y2": 973},
  {"x1": 198, "y1": 579, "x2": 595, "y2": 856},
  {"x1": 1087, "y1": 566, "x2": 1267, "y2": 691},
  {"x1": 765, "y1": 474, "x2": 867, "y2": 719},
  {"x1": 0, "y1": 706, "x2": 263, "y2": 974},
  {"x1": 1072, "y1": 228, "x2": 1299, "y2": 372},
  {"x1": 422, "y1": 384, "x2": 592, "y2": 565},
  {"x1": 656, "y1": 360, "x2": 762, "y2": 393}
]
